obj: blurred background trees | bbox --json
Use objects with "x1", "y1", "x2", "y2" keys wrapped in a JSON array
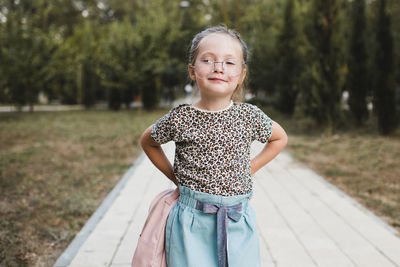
[
  {"x1": 347, "y1": 0, "x2": 369, "y2": 125},
  {"x1": 275, "y1": 0, "x2": 302, "y2": 116},
  {"x1": 0, "y1": 0, "x2": 398, "y2": 133},
  {"x1": 372, "y1": 0, "x2": 398, "y2": 134},
  {"x1": 301, "y1": 0, "x2": 344, "y2": 129}
]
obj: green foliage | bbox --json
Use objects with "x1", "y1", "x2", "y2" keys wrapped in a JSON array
[
  {"x1": 301, "y1": 0, "x2": 345, "y2": 127},
  {"x1": 0, "y1": 9, "x2": 56, "y2": 109},
  {"x1": 275, "y1": 0, "x2": 303, "y2": 116},
  {"x1": 128, "y1": 0, "x2": 186, "y2": 109},
  {"x1": 51, "y1": 20, "x2": 102, "y2": 107},
  {"x1": 99, "y1": 19, "x2": 141, "y2": 110},
  {"x1": 0, "y1": 0, "x2": 399, "y2": 133},
  {"x1": 77, "y1": 21, "x2": 102, "y2": 108},
  {"x1": 387, "y1": 0, "x2": 400, "y2": 87},
  {"x1": 347, "y1": 0, "x2": 369, "y2": 125},
  {"x1": 97, "y1": 0, "x2": 193, "y2": 110},
  {"x1": 208, "y1": 0, "x2": 254, "y2": 31},
  {"x1": 241, "y1": 0, "x2": 282, "y2": 96},
  {"x1": 373, "y1": 0, "x2": 398, "y2": 134}
]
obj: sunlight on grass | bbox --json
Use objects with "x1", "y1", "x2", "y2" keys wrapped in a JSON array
[{"x1": 0, "y1": 109, "x2": 166, "y2": 267}]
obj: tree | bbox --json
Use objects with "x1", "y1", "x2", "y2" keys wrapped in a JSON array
[
  {"x1": 72, "y1": 21, "x2": 102, "y2": 108},
  {"x1": 347, "y1": 0, "x2": 369, "y2": 125},
  {"x1": 241, "y1": 0, "x2": 282, "y2": 98},
  {"x1": 208, "y1": 0, "x2": 253, "y2": 31},
  {"x1": 0, "y1": 0, "x2": 90, "y2": 107},
  {"x1": 99, "y1": 19, "x2": 141, "y2": 110},
  {"x1": 386, "y1": 0, "x2": 400, "y2": 113},
  {"x1": 373, "y1": 0, "x2": 398, "y2": 134},
  {"x1": 131, "y1": 0, "x2": 184, "y2": 109},
  {"x1": 275, "y1": 0, "x2": 303, "y2": 115},
  {"x1": 1, "y1": 9, "x2": 56, "y2": 110},
  {"x1": 49, "y1": 19, "x2": 104, "y2": 107},
  {"x1": 301, "y1": 0, "x2": 344, "y2": 128}
]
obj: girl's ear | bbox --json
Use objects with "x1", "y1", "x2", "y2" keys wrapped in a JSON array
[{"x1": 188, "y1": 64, "x2": 196, "y2": 80}]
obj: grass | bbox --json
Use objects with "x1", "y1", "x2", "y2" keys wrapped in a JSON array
[
  {"x1": 0, "y1": 109, "x2": 167, "y2": 267},
  {"x1": 262, "y1": 106, "x2": 400, "y2": 233},
  {"x1": 0, "y1": 106, "x2": 399, "y2": 267}
]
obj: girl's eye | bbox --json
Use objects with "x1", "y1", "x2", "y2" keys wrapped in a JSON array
[{"x1": 200, "y1": 59, "x2": 211, "y2": 63}]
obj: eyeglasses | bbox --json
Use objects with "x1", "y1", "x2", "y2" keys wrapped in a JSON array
[{"x1": 192, "y1": 58, "x2": 245, "y2": 78}]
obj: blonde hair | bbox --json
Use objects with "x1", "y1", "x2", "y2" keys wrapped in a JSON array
[{"x1": 188, "y1": 26, "x2": 248, "y2": 102}]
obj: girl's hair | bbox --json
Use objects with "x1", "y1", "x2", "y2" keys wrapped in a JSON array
[{"x1": 188, "y1": 26, "x2": 249, "y2": 102}]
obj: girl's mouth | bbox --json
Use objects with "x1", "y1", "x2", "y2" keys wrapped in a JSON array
[{"x1": 208, "y1": 77, "x2": 226, "y2": 82}]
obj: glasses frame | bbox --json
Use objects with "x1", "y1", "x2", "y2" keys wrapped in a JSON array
[{"x1": 191, "y1": 59, "x2": 246, "y2": 78}]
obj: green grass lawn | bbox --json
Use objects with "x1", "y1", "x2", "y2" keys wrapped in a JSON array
[
  {"x1": 0, "y1": 109, "x2": 167, "y2": 267},
  {"x1": 0, "y1": 107, "x2": 399, "y2": 267}
]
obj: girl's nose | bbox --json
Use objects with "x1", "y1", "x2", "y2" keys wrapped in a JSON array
[{"x1": 213, "y1": 61, "x2": 224, "y2": 73}]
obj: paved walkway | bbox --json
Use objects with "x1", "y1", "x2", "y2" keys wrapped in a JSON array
[
  {"x1": 0, "y1": 105, "x2": 85, "y2": 112},
  {"x1": 54, "y1": 141, "x2": 400, "y2": 267}
]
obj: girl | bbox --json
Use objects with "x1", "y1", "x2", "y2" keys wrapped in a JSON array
[{"x1": 140, "y1": 26, "x2": 288, "y2": 267}]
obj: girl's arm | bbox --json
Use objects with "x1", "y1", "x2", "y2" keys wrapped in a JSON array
[
  {"x1": 140, "y1": 126, "x2": 179, "y2": 186},
  {"x1": 251, "y1": 121, "x2": 288, "y2": 175}
]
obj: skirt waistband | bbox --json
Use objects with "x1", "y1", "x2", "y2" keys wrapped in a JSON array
[{"x1": 178, "y1": 185, "x2": 252, "y2": 210}]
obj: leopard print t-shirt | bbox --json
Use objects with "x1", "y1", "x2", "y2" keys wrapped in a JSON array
[{"x1": 151, "y1": 102, "x2": 273, "y2": 196}]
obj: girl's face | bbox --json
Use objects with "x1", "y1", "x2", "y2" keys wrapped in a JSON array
[{"x1": 189, "y1": 33, "x2": 247, "y2": 100}]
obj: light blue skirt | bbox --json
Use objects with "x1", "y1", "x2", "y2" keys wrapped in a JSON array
[{"x1": 165, "y1": 185, "x2": 261, "y2": 267}]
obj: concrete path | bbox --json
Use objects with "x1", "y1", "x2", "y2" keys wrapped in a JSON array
[{"x1": 54, "y1": 141, "x2": 400, "y2": 267}]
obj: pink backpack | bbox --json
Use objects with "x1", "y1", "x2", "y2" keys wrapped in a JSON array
[{"x1": 131, "y1": 188, "x2": 179, "y2": 267}]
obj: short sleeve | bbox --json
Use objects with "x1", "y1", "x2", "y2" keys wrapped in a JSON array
[
  {"x1": 151, "y1": 110, "x2": 175, "y2": 144},
  {"x1": 250, "y1": 105, "x2": 273, "y2": 143}
]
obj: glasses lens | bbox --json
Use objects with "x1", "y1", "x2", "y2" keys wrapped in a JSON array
[
  {"x1": 194, "y1": 59, "x2": 243, "y2": 78},
  {"x1": 224, "y1": 60, "x2": 242, "y2": 76}
]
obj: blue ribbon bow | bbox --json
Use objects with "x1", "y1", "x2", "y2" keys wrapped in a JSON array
[{"x1": 196, "y1": 201, "x2": 243, "y2": 267}]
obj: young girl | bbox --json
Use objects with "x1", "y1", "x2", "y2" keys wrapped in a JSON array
[{"x1": 140, "y1": 26, "x2": 288, "y2": 267}]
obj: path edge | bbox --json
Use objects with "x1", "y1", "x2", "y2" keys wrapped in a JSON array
[
  {"x1": 53, "y1": 153, "x2": 145, "y2": 267},
  {"x1": 285, "y1": 151, "x2": 400, "y2": 236}
]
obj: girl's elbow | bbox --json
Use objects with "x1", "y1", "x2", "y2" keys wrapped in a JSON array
[
  {"x1": 139, "y1": 135, "x2": 146, "y2": 149},
  {"x1": 276, "y1": 131, "x2": 288, "y2": 149},
  {"x1": 140, "y1": 125, "x2": 160, "y2": 150},
  {"x1": 282, "y1": 134, "x2": 288, "y2": 148},
  {"x1": 140, "y1": 128, "x2": 151, "y2": 149}
]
